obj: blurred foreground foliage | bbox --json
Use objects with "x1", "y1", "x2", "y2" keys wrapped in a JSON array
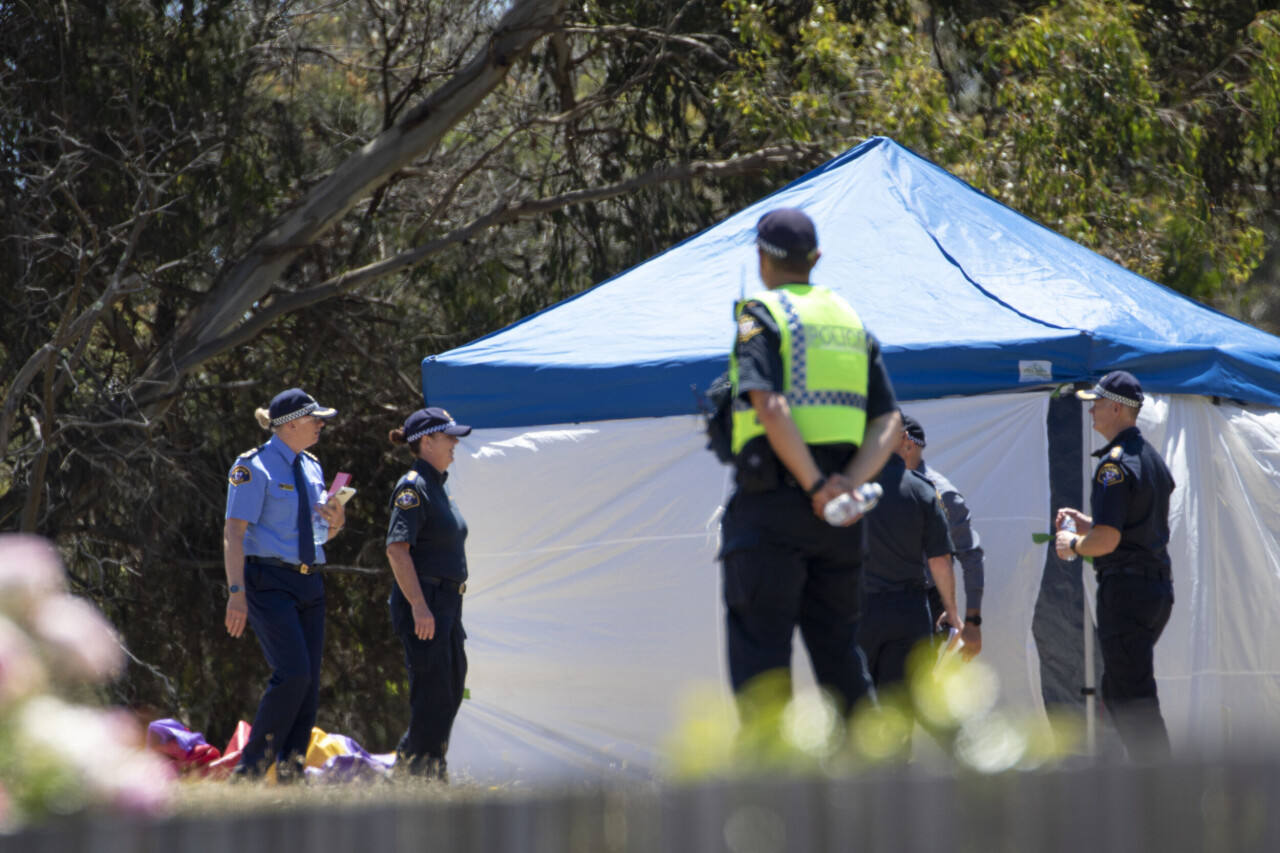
[
  {"x1": 665, "y1": 641, "x2": 1082, "y2": 780},
  {"x1": 0, "y1": 536, "x2": 171, "y2": 828},
  {"x1": 0, "y1": 0, "x2": 1277, "y2": 757}
]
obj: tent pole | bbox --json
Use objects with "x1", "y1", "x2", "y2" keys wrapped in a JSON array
[{"x1": 1082, "y1": 567, "x2": 1097, "y2": 754}]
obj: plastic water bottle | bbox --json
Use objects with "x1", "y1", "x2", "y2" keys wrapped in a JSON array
[
  {"x1": 823, "y1": 482, "x2": 883, "y2": 526},
  {"x1": 1059, "y1": 514, "x2": 1078, "y2": 560}
]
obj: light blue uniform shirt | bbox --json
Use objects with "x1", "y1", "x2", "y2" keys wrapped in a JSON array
[
  {"x1": 918, "y1": 461, "x2": 985, "y2": 610},
  {"x1": 225, "y1": 434, "x2": 329, "y2": 564}
]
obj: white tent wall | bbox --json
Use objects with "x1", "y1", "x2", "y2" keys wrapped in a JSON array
[
  {"x1": 1077, "y1": 395, "x2": 1280, "y2": 753},
  {"x1": 440, "y1": 393, "x2": 1049, "y2": 781}
]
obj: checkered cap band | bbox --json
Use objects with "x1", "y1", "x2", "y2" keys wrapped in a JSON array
[
  {"x1": 1094, "y1": 387, "x2": 1142, "y2": 408},
  {"x1": 757, "y1": 237, "x2": 789, "y2": 259},
  {"x1": 757, "y1": 237, "x2": 817, "y2": 262},
  {"x1": 407, "y1": 420, "x2": 458, "y2": 443},
  {"x1": 271, "y1": 402, "x2": 318, "y2": 427},
  {"x1": 905, "y1": 434, "x2": 926, "y2": 446}
]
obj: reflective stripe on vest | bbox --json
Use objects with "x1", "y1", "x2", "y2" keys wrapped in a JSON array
[{"x1": 729, "y1": 284, "x2": 870, "y2": 454}]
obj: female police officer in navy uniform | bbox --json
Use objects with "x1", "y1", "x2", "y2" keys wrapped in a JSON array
[
  {"x1": 224, "y1": 388, "x2": 344, "y2": 779},
  {"x1": 385, "y1": 407, "x2": 472, "y2": 781}
]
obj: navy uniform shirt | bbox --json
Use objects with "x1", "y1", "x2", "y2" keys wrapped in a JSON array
[
  {"x1": 385, "y1": 458, "x2": 469, "y2": 583},
  {"x1": 864, "y1": 454, "x2": 954, "y2": 591},
  {"x1": 1090, "y1": 425, "x2": 1175, "y2": 574},
  {"x1": 734, "y1": 292, "x2": 898, "y2": 473},
  {"x1": 917, "y1": 462, "x2": 985, "y2": 610}
]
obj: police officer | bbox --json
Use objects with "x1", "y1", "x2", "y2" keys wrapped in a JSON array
[
  {"x1": 384, "y1": 407, "x2": 472, "y2": 781},
  {"x1": 898, "y1": 414, "x2": 986, "y2": 659},
  {"x1": 224, "y1": 388, "x2": 344, "y2": 779},
  {"x1": 1055, "y1": 371, "x2": 1175, "y2": 762},
  {"x1": 720, "y1": 207, "x2": 902, "y2": 717},
  {"x1": 857, "y1": 441, "x2": 959, "y2": 689}
]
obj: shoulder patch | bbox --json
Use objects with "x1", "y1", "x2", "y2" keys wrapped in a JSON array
[
  {"x1": 1097, "y1": 462, "x2": 1126, "y2": 487},
  {"x1": 1109, "y1": 446, "x2": 1123, "y2": 460},
  {"x1": 737, "y1": 313, "x2": 763, "y2": 343},
  {"x1": 229, "y1": 465, "x2": 253, "y2": 486},
  {"x1": 394, "y1": 488, "x2": 420, "y2": 510},
  {"x1": 302, "y1": 450, "x2": 319, "y2": 461}
]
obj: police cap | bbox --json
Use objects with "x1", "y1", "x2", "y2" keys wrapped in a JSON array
[
  {"x1": 756, "y1": 208, "x2": 819, "y2": 265},
  {"x1": 1076, "y1": 370, "x2": 1144, "y2": 408},
  {"x1": 405, "y1": 407, "x2": 472, "y2": 442},
  {"x1": 269, "y1": 388, "x2": 337, "y2": 427}
]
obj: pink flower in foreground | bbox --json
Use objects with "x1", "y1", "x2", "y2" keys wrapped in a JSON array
[
  {"x1": 29, "y1": 596, "x2": 125, "y2": 684},
  {"x1": 0, "y1": 616, "x2": 48, "y2": 710},
  {"x1": 18, "y1": 697, "x2": 174, "y2": 818},
  {"x1": 101, "y1": 750, "x2": 175, "y2": 817},
  {"x1": 0, "y1": 535, "x2": 66, "y2": 619}
]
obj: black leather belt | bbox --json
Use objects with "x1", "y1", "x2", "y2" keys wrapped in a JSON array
[
  {"x1": 420, "y1": 575, "x2": 467, "y2": 594},
  {"x1": 1097, "y1": 565, "x2": 1171, "y2": 581},
  {"x1": 247, "y1": 556, "x2": 316, "y2": 575}
]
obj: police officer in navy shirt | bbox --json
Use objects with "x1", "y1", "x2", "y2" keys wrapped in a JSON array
[
  {"x1": 720, "y1": 208, "x2": 901, "y2": 718},
  {"x1": 857, "y1": 446, "x2": 959, "y2": 689},
  {"x1": 1056, "y1": 371, "x2": 1175, "y2": 762},
  {"x1": 385, "y1": 407, "x2": 472, "y2": 781},
  {"x1": 224, "y1": 388, "x2": 344, "y2": 779}
]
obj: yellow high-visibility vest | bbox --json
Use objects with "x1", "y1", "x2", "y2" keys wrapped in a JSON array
[{"x1": 729, "y1": 284, "x2": 870, "y2": 454}]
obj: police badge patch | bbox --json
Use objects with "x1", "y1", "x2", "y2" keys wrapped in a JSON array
[
  {"x1": 395, "y1": 488, "x2": 420, "y2": 510},
  {"x1": 1097, "y1": 462, "x2": 1125, "y2": 487},
  {"x1": 737, "y1": 313, "x2": 762, "y2": 343},
  {"x1": 229, "y1": 465, "x2": 252, "y2": 486}
]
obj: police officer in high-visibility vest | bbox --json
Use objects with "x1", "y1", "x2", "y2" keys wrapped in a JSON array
[{"x1": 720, "y1": 208, "x2": 902, "y2": 718}]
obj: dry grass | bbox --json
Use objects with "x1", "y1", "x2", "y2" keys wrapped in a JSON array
[{"x1": 169, "y1": 774, "x2": 524, "y2": 817}]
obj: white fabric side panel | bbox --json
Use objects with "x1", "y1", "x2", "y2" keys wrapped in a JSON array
[
  {"x1": 1103, "y1": 396, "x2": 1280, "y2": 750},
  {"x1": 894, "y1": 393, "x2": 1051, "y2": 719},
  {"x1": 442, "y1": 395, "x2": 1051, "y2": 781},
  {"x1": 444, "y1": 418, "x2": 732, "y2": 781}
]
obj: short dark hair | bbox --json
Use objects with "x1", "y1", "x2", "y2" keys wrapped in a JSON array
[{"x1": 763, "y1": 251, "x2": 817, "y2": 277}]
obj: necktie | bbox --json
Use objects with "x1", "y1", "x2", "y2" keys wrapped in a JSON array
[{"x1": 293, "y1": 454, "x2": 316, "y2": 567}]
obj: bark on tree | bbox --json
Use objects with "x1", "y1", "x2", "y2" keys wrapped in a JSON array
[{"x1": 133, "y1": 0, "x2": 569, "y2": 410}]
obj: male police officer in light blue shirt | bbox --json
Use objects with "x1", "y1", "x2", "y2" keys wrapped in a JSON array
[{"x1": 224, "y1": 388, "x2": 345, "y2": 779}]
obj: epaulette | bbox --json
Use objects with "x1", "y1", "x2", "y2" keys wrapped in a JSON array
[
  {"x1": 237, "y1": 446, "x2": 261, "y2": 460},
  {"x1": 402, "y1": 470, "x2": 420, "y2": 484},
  {"x1": 1109, "y1": 446, "x2": 1123, "y2": 460},
  {"x1": 302, "y1": 449, "x2": 320, "y2": 461}
]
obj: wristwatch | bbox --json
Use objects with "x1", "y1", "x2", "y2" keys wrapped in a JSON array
[
  {"x1": 229, "y1": 584, "x2": 243, "y2": 594},
  {"x1": 805, "y1": 475, "x2": 828, "y2": 498},
  {"x1": 967, "y1": 614, "x2": 982, "y2": 626}
]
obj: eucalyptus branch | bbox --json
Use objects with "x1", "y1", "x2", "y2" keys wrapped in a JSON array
[{"x1": 176, "y1": 143, "x2": 818, "y2": 368}]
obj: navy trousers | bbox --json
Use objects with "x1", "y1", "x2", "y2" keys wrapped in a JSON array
[
  {"x1": 1097, "y1": 573, "x2": 1174, "y2": 761},
  {"x1": 238, "y1": 562, "x2": 325, "y2": 776},
  {"x1": 857, "y1": 588, "x2": 933, "y2": 689},
  {"x1": 719, "y1": 487, "x2": 873, "y2": 715},
  {"x1": 390, "y1": 582, "x2": 467, "y2": 776}
]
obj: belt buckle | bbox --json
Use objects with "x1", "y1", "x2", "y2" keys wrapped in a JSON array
[
  {"x1": 299, "y1": 563, "x2": 312, "y2": 575},
  {"x1": 458, "y1": 582, "x2": 467, "y2": 594}
]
